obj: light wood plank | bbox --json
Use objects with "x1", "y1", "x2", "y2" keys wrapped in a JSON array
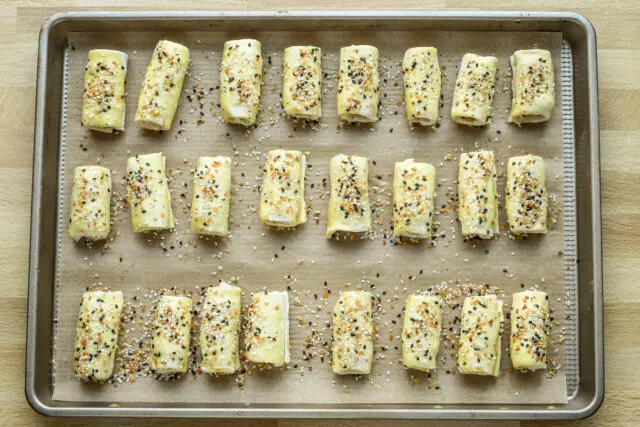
[{"x1": 0, "y1": 2, "x2": 637, "y2": 426}]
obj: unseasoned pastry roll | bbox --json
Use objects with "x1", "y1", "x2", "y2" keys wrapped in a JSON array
[
  {"x1": 151, "y1": 295, "x2": 193, "y2": 374},
  {"x1": 402, "y1": 294, "x2": 443, "y2": 372},
  {"x1": 259, "y1": 150, "x2": 307, "y2": 227},
  {"x1": 458, "y1": 150, "x2": 499, "y2": 239},
  {"x1": 82, "y1": 49, "x2": 127, "y2": 133},
  {"x1": 402, "y1": 47, "x2": 442, "y2": 126},
  {"x1": 245, "y1": 290, "x2": 290, "y2": 366},
  {"x1": 126, "y1": 152, "x2": 175, "y2": 232},
  {"x1": 506, "y1": 155, "x2": 548, "y2": 235},
  {"x1": 337, "y1": 45, "x2": 380, "y2": 123},
  {"x1": 282, "y1": 46, "x2": 322, "y2": 120},
  {"x1": 510, "y1": 290, "x2": 549, "y2": 371},
  {"x1": 200, "y1": 283, "x2": 242, "y2": 375},
  {"x1": 135, "y1": 40, "x2": 189, "y2": 131},
  {"x1": 393, "y1": 159, "x2": 436, "y2": 238},
  {"x1": 326, "y1": 154, "x2": 372, "y2": 238},
  {"x1": 457, "y1": 295, "x2": 504, "y2": 377},
  {"x1": 510, "y1": 49, "x2": 555, "y2": 125},
  {"x1": 190, "y1": 156, "x2": 232, "y2": 236},
  {"x1": 220, "y1": 39, "x2": 263, "y2": 126},
  {"x1": 68, "y1": 166, "x2": 111, "y2": 241},
  {"x1": 332, "y1": 291, "x2": 373, "y2": 375},
  {"x1": 451, "y1": 53, "x2": 498, "y2": 126},
  {"x1": 73, "y1": 291, "x2": 123, "y2": 381}
]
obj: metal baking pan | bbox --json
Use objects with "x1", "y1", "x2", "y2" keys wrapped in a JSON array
[{"x1": 27, "y1": 11, "x2": 602, "y2": 419}]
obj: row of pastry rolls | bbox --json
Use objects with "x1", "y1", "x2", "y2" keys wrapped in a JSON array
[
  {"x1": 74, "y1": 285, "x2": 287, "y2": 381},
  {"x1": 82, "y1": 44, "x2": 554, "y2": 132},
  {"x1": 403, "y1": 290, "x2": 551, "y2": 376},
  {"x1": 73, "y1": 287, "x2": 549, "y2": 381},
  {"x1": 68, "y1": 152, "x2": 547, "y2": 241},
  {"x1": 458, "y1": 151, "x2": 548, "y2": 239}
]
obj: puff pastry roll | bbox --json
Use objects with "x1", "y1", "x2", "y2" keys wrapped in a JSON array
[
  {"x1": 510, "y1": 290, "x2": 549, "y2": 371},
  {"x1": 220, "y1": 39, "x2": 263, "y2": 126},
  {"x1": 402, "y1": 294, "x2": 443, "y2": 372},
  {"x1": 82, "y1": 49, "x2": 127, "y2": 133},
  {"x1": 191, "y1": 156, "x2": 232, "y2": 236},
  {"x1": 69, "y1": 166, "x2": 111, "y2": 241},
  {"x1": 326, "y1": 154, "x2": 372, "y2": 238},
  {"x1": 451, "y1": 53, "x2": 498, "y2": 126},
  {"x1": 393, "y1": 159, "x2": 436, "y2": 238},
  {"x1": 151, "y1": 295, "x2": 193, "y2": 374},
  {"x1": 458, "y1": 150, "x2": 499, "y2": 239},
  {"x1": 457, "y1": 295, "x2": 504, "y2": 377},
  {"x1": 73, "y1": 291, "x2": 123, "y2": 381},
  {"x1": 259, "y1": 150, "x2": 307, "y2": 228},
  {"x1": 282, "y1": 46, "x2": 322, "y2": 120},
  {"x1": 200, "y1": 283, "x2": 242, "y2": 375},
  {"x1": 506, "y1": 155, "x2": 548, "y2": 235},
  {"x1": 402, "y1": 47, "x2": 442, "y2": 126},
  {"x1": 245, "y1": 290, "x2": 290, "y2": 366},
  {"x1": 332, "y1": 291, "x2": 374, "y2": 375},
  {"x1": 135, "y1": 40, "x2": 189, "y2": 131},
  {"x1": 337, "y1": 45, "x2": 380, "y2": 123},
  {"x1": 126, "y1": 152, "x2": 175, "y2": 232},
  {"x1": 510, "y1": 49, "x2": 555, "y2": 125}
]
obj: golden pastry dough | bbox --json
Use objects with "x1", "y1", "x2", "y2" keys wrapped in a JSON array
[
  {"x1": 82, "y1": 49, "x2": 127, "y2": 133},
  {"x1": 326, "y1": 154, "x2": 372, "y2": 238},
  {"x1": 457, "y1": 295, "x2": 503, "y2": 377},
  {"x1": 68, "y1": 166, "x2": 111, "y2": 241},
  {"x1": 135, "y1": 40, "x2": 189, "y2": 131},
  {"x1": 73, "y1": 291, "x2": 123, "y2": 381},
  {"x1": 259, "y1": 150, "x2": 307, "y2": 227},
  {"x1": 332, "y1": 291, "x2": 373, "y2": 375},
  {"x1": 282, "y1": 46, "x2": 322, "y2": 120},
  {"x1": 451, "y1": 53, "x2": 498, "y2": 126},
  {"x1": 220, "y1": 39, "x2": 263, "y2": 126},
  {"x1": 337, "y1": 45, "x2": 379, "y2": 123},
  {"x1": 402, "y1": 47, "x2": 441, "y2": 126},
  {"x1": 190, "y1": 156, "x2": 232, "y2": 236},
  {"x1": 510, "y1": 49, "x2": 555, "y2": 125}
]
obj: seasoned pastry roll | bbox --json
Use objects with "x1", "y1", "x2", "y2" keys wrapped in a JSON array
[
  {"x1": 82, "y1": 49, "x2": 127, "y2": 133},
  {"x1": 73, "y1": 291, "x2": 123, "y2": 381},
  {"x1": 326, "y1": 154, "x2": 372, "y2": 238},
  {"x1": 135, "y1": 40, "x2": 189, "y2": 131},
  {"x1": 506, "y1": 155, "x2": 548, "y2": 235},
  {"x1": 337, "y1": 45, "x2": 380, "y2": 123},
  {"x1": 191, "y1": 156, "x2": 232, "y2": 236},
  {"x1": 282, "y1": 46, "x2": 322, "y2": 120},
  {"x1": 402, "y1": 47, "x2": 442, "y2": 126},
  {"x1": 458, "y1": 150, "x2": 499, "y2": 239},
  {"x1": 245, "y1": 291, "x2": 290, "y2": 366},
  {"x1": 451, "y1": 53, "x2": 498, "y2": 126},
  {"x1": 126, "y1": 152, "x2": 175, "y2": 232},
  {"x1": 200, "y1": 282, "x2": 242, "y2": 375},
  {"x1": 259, "y1": 150, "x2": 307, "y2": 227},
  {"x1": 402, "y1": 294, "x2": 443, "y2": 372},
  {"x1": 457, "y1": 295, "x2": 504, "y2": 377},
  {"x1": 332, "y1": 291, "x2": 373, "y2": 375},
  {"x1": 510, "y1": 49, "x2": 555, "y2": 125},
  {"x1": 220, "y1": 39, "x2": 263, "y2": 126},
  {"x1": 510, "y1": 290, "x2": 549, "y2": 371},
  {"x1": 393, "y1": 159, "x2": 436, "y2": 238},
  {"x1": 68, "y1": 166, "x2": 111, "y2": 241},
  {"x1": 151, "y1": 295, "x2": 193, "y2": 374}
]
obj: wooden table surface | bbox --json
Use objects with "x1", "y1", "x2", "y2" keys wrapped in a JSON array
[{"x1": 1, "y1": 1, "x2": 637, "y2": 425}]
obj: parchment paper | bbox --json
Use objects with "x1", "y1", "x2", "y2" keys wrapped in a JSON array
[{"x1": 52, "y1": 29, "x2": 567, "y2": 405}]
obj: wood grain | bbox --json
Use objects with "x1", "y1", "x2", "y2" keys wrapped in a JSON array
[{"x1": 1, "y1": 2, "x2": 637, "y2": 425}]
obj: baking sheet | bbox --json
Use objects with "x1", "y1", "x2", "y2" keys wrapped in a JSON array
[{"x1": 52, "y1": 29, "x2": 567, "y2": 405}]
